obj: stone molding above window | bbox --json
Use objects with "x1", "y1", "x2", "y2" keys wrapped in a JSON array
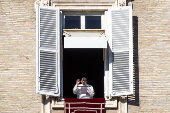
[
  {"x1": 52, "y1": 0, "x2": 116, "y2": 2},
  {"x1": 52, "y1": 2, "x2": 116, "y2": 11},
  {"x1": 35, "y1": 0, "x2": 127, "y2": 8}
]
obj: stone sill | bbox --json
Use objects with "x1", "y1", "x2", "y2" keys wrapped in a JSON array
[{"x1": 52, "y1": 99, "x2": 117, "y2": 109}]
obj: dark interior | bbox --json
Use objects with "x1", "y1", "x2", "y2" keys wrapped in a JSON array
[{"x1": 63, "y1": 48, "x2": 104, "y2": 98}]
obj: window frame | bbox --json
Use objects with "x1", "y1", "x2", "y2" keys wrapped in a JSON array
[{"x1": 62, "y1": 11, "x2": 105, "y2": 30}]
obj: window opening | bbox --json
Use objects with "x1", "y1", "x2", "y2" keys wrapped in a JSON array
[{"x1": 63, "y1": 49, "x2": 104, "y2": 98}]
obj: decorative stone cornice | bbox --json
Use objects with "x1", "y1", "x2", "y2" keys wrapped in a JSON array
[
  {"x1": 119, "y1": 1, "x2": 126, "y2": 6},
  {"x1": 53, "y1": 2, "x2": 115, "y2": 11},
  {"x1": 35, "y1": 0, "x2": 49, "y2": 6},
  {"x1": 118, "y1": 0, "x2": 126, "y2": 7}
]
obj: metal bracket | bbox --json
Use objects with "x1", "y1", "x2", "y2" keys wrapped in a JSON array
[
  {"x1": 120, "y1": 95, "x2": 127, "y2": 99},
  {"x1": 63, "y1": 30, "x2": 71, "y2": 37},
  {"x1": 99, "y1": 32, "x2": 106, "y2": 37}
]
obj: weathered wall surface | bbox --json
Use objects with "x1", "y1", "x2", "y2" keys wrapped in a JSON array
[
  {"x1": 128, "y1": 0, "x2": 170, "y2": 112},
  {"x1": 0, "y1": 0, "x2": 40, "y2": 113}
]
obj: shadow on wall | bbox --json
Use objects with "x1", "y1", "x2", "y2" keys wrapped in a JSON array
[{"x1": 128, "y1": 16, "x2": 139, "y2": 106}]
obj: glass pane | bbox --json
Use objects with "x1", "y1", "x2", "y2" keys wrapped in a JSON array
[
  {"x1": 65, "y1": 16, "x2": 80, "y2": 29},
  {"x1": 85, "y1": 16, "x2": 101, "y2": 29}
]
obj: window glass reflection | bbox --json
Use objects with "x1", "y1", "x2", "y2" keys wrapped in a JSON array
[
  {"x1": 85, "y1": 16, "x2": 101, "y2": 29},
  {"x1": 65, "y1": 16, "x2": 80, "y2": 29}
]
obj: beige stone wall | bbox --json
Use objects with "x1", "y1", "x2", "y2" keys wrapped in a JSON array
[
  {"x1": 128, "y1": 0, "x2": 170, "y2": 112},
  {"x1": 0, "y1": 0, "x2": 40, "y2": 113}
]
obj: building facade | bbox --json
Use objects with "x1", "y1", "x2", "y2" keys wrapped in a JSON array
[{"x1": 0, "y1": 0, "x2": 170, "y2": 113}]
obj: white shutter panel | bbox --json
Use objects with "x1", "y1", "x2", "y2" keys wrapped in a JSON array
[
  {"x1": 108, "y1": 6, "x2": 133, "y2": 96},
  {"x1": 36, "y1": 6, "x2": 61, "y2": 96}
]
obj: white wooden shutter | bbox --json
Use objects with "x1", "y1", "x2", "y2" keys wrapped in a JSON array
[
  {"x1": 36, "y1": 6, "x2": 61, "y2": 96},
  {"x1": 108, "y1": 6, "x2": 133, "y2": 96}
]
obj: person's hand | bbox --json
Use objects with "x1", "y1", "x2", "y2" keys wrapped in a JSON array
[{"x1": 76, "y1": 79, "x2": 80, "y2": 85}]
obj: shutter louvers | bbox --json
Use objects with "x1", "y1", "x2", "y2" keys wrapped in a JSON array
[
  {"x1": 40, "y1": 8, "x2": 57, "y2": 49},
  {"x1": 36, "y1": 6, "x2": 61, "y2": 96},
  {"x1": 109, "y1": 6, "x2": 133, "y2": 96},
  {"x1": 40, "y1": 51, "x2": 57, "y2": 92},
  {"x1": 111, "y1": 9, "x2": 129, "y2": 50},
  {"x1": 112, "y1": 51, "x2": 130, "y2": 93}
]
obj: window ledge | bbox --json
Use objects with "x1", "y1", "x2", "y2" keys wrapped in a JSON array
[
  {"x1": 63, "y1": 29, "x2": 105, "y2": 37},
  {"x1": 52, "y1": 99, "x2": 117, "y2": 108}
]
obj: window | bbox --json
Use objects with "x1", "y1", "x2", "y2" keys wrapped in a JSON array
[
  {"x1": 36, "y1": 6, "x2": 133, "y2": 98},
  {"x1": 63, "y1": 14, "x2": 103, "y2": 29}
]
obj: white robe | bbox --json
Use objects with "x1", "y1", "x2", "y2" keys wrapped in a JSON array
[{"x1": 73, "y1": 84, "x2": 95, "y2": 99}]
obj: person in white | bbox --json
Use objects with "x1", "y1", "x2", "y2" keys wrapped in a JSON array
[{"x1": 73, "y1": 77, "x2": 95, "y2": 99}]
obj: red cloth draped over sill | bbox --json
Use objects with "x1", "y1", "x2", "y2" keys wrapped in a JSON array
[{"x1": 64, "y1": 98, "x2": 105, "y2": 113}]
